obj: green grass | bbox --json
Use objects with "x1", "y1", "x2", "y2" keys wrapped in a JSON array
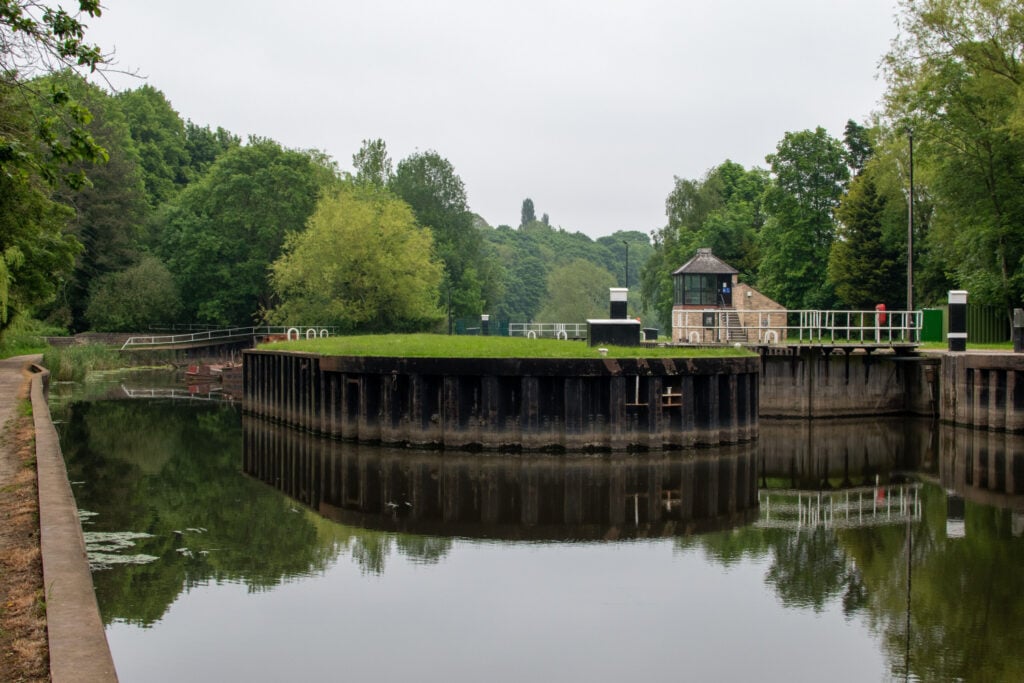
[
  {"x1": 41, "y1": 343, "x2": 132, "y2": 382},
  {"x1": 0, "y1": 316, "x2": 66, "y2": 359},
  {"x1": 919, "y1": 340, "x2": 1014, "y2": 351},
  {"x1": 262, "y1": 333, "x2": 754, "y2": 358}
]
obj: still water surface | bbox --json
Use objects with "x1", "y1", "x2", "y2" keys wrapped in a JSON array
[{"x1": 50, "y1": 373, "x2": 1024, "y2": 682}]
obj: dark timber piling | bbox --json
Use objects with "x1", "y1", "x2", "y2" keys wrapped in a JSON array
[{"x1": 243, "y1": 351, "x2": 759, "y2": 451}]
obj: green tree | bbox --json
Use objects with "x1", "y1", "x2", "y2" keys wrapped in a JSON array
[
  {"x1": 535, "y1": 259, "x2": 616, "y2": 321},
  {"x1": 828, "y1": 167, "x2": 905, "y2": 308},
  {"x1": 884, "y1": 0, "x2": 1024, "y2": 313},
  {"x1": 389, "y1": 150, "x2": 483, "y2": 317},
  {"x1": 156, "y1": 138, "x2": 338, "y2": 325},
  {"x1": 352, "y1": 137, "x2": 392, "y2": 187},
  {"x1": 84, "y1": 255, "x2": 182, "y2": 331},
  {"x1": 0, "y1": 1, "x2": 109, "y2": 329},
  {"x1": 183, "y1": 120, "x2": 239, "y2": 181},
  {"x1": 116, "y1": 85, "x2": 190, "y2": 208},
  {"x1": 33, "y1": 73, "x2": 148, "y2": 331},
  {"x1": 642, "y1": 161, "x2": 767, "y2": 327},
  {"x1": 520, "y1": 198, "x2": 536, "y2": 228},
  {"x1": 843, "y1": 119, "x2": 874, "y2": 175},
  {"x1": 268, "y1": 183, "x2": 444, "y2": 332},
  {"x1": 758, "y1": 127, "x2": 849, "y2": 309}
]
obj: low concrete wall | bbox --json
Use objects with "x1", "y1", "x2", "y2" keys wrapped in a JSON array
[
  {"x1": 243, "y1": 351, "x2": 760, "y2": 451},
  {"x1": 30, "y1": 365, "x2": 118, "y2": 682}
]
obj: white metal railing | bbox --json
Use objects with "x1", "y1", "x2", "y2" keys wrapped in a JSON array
[
  {"x1": 672, "y1": 309, "x2": 923, "y2": 345},
  {"x1": 120, "y1": 325, "x2": 335, "y2": 350},
  {"x1": 756, "y1": 484, "x2": 922, "y2": 531},
  {"x1": 508, "y1": 322, "x2": 588, "y2": 340},
  {"x1": 119, "y1": 387, "x2": 230, "y2": 402}
]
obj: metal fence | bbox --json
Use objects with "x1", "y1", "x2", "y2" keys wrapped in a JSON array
[
  {"x1": 120, "y1": 325, "x2": 336, "y2": 350},
  {"x1": 674, "y1": 309, "x2": 923, "y2": 345},
  {"x1": 757, "y1": 484, "x2": 922, "y2": 531},
  {"x1": 507, "y1": 322, "x2": 588, "y2": 340}
]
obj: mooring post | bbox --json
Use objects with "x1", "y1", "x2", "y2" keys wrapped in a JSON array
[{"x1": 948, "y1": 290, "x2": 967, "y2": 352}]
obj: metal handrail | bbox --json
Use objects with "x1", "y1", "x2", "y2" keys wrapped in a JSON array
[
  {"x1": 674, "y1": 309, "x2": 924, "y2": 345},
  {"x1": 120, "y1": 325, "x2": 336, "y2": 350},
  {"x1": 757, "y1": 484, "x2": 922, "y2": 530},
  {"x1": 508, "y1": 322, "x2": 588, "y2": 340}
]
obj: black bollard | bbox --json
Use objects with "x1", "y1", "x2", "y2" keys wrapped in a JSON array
[{"x1": 948, "y1": 290, "x2": 967, "y2": 352}]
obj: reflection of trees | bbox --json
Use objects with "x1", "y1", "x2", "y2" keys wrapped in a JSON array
[
  {"x1": 679, "y1": 525, "x2": 865, "y2": 615},
  {"x1": 842, "y1": 487, "x2": 1024, "y2": 682},
  {"x1": 765, "y1": 528, "x2": 863, "y2": 613},
  {"x1": 685, "y1": 484, "x2": 1024, "y2": 681},
  {"x1": 56, "y1": 398, "x2": 451, "y2": 625}
]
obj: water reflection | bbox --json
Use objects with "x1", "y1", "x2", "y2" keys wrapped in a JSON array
[
  {"x1": 243, "y1": 417, "x2": 759, "y2": 541},
  {"x1": 50, "y1": 379, "x2": 1024, "y2": 682}
]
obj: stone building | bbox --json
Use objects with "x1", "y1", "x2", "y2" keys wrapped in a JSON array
[{"x1": 671, "y1": 248, "x2": 787, "y2": 344}]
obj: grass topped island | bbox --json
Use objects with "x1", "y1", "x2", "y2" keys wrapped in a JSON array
[
  {"x1": 245, "y1": 334, "x2": 760, "y2": 451},
  {"x1": 262, "y1": 333, "x2": 755, "y2": 359}
]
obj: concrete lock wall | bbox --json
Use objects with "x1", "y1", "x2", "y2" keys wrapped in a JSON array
[
  {"x1": 940, "y1": 353, "x2": 1024, "y2": 432},
  {"x1": 242, "y1": 351, "x2": 760, "y2": 451},
  {"x1": 758, "y1": 348, "x2": 940, "y2": 419}
]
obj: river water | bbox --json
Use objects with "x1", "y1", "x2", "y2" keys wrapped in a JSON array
[{"x1": 49, "y1": 372, "x2": 1024, "y2": 682}]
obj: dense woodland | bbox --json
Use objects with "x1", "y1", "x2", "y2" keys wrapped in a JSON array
[{"x1": 2, "y1": 0, "x2": 1023, "y2": 337}]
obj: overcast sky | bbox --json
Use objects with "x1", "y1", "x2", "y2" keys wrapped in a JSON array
[{"x1": 86, "y1": 0, "x2": 900, "y2": 239}]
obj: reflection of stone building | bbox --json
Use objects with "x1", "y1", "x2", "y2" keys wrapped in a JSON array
[{"x1": 671, "y1": 248, "x2": 786, "y2": 344}]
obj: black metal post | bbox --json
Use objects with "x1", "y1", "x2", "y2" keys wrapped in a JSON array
[
  {"x1": 908, "y1": 130, "x2": 914, "y2": 312},
  {"x1": 948, "y1": 290, "x2": 967, "y2": 352}
]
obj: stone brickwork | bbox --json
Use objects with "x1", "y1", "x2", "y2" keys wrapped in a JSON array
[{"x1": 671, "y1": 275, "x2": 787, "y2": 344}]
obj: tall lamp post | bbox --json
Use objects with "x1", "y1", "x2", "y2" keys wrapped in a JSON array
[
  {"x1": 907, "y1": 130, "x2": 914, "y2": 313},
  {"x1": 623, "y1": 240, "x2": 629, "y2": 316}
]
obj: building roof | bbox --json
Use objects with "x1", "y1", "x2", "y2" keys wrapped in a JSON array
[{"x1": 671, "y1": 248, "x2": 738, "y2": 276}]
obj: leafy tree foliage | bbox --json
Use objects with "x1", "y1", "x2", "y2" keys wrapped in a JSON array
[
  {"x1": 0, "y1": 1, "x2": 110, "y2": 329},
  {"x1": 758, "y1": 128, "x2": 849, "y2": 309},
  {"x1": 183, "y1": 120, "x2": 239, "y2": 181},
  {"x1": 35, "y1": 73, "x2": 148, "y2": 330},
  {"x1": 885, "y1": 0, "x2": 1024, "y2": 312},
  {"x1": 389, "y1": 150, "x2": 484, "y2": 317},
  {"x1": 85, "y1": 255, "x2": 181, "y2": 331},
  {"x1": 0, "y1": 92, "x2": 79, "y2": 326},
  {"x1": 268, "y1": 183, "x2": 444, "y2": 332},
  {"x1": 520, "y1": 197, "x2": 536, "y2": 227},
  {"x1": 535, "y1": 259, "x2": 616, "y2": 322},
  {"x1": 642, "y1": 161, "x2": 768, "y2": 327},
  {"x1": 842, "y1": 119, "x2": 874, "y2": 175},
  {"x1": 116, "y1": 85, "x2": 190, "y2": 208},
  {"x1": 156, "y1": 138, "x2": 338, "y2": 325},
  {"x1": 827, "y1": 168, "x2": 905, "y2": 308},
  {"x1": 352, "y1": 137, "x2": 392, "y2": 187}
]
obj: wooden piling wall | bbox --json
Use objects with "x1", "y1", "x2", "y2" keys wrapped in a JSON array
[
  {"x1": 241, "y1": 416, "x2": 759, "y2": 540},
  {"x1": 242, "y1": 351, "x2": 760, "y2": 451}
]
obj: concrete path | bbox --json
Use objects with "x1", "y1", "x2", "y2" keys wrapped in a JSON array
[{"x1": 0, "y1": 356, "x2": 118, "y2": 682}]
